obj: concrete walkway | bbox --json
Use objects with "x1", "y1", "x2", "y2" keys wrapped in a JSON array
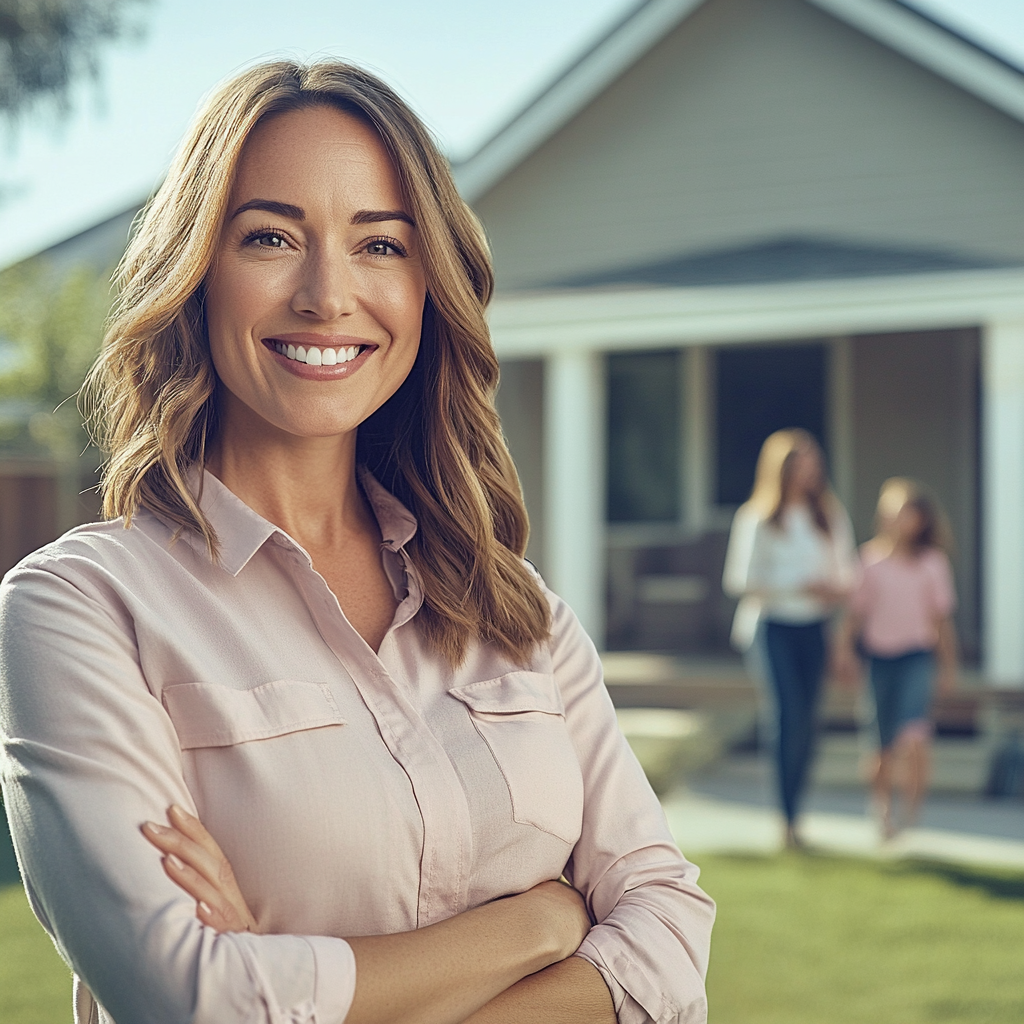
[
  {"x1": 659, "y1": 745, "x2": 1024, "y2": 869},
  {"x1": 662, "y1": 788, "x2": 1024, "y2": 869}
]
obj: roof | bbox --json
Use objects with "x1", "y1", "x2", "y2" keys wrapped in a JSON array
[
  {"x1": 549, "y1": 236, "x2": 1017, "y2": 289},
  {"x1": 454, "y1": 0, "x2": 1024, "y2": 203}
]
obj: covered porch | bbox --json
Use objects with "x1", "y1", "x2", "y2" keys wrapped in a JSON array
[{"x1": 491, "y1": 266, "x2": 1024, "y2": 687}]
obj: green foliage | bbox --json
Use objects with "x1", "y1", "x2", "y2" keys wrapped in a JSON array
[
  {"x1": 0, "y1": 257, "x2": 113, "y2": 459},
  {"x1": 0, "y1": 0, "x2": 149, "y2": 119}
]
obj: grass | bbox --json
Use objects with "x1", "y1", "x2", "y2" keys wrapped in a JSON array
[
  {"x1": 0, "y1": 885, "x2": 70, "y2": 1024},
  {"x1": 700, "y1": 852, "x2": 1024, "y2": 1023},
  {"x1": 0, "y1": 851, "x2": 1022, "y2": 1022}
]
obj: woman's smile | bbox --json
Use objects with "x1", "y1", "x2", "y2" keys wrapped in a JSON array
[{"x1": 262, "y1": 334, "x2": 379, "y2": 380}]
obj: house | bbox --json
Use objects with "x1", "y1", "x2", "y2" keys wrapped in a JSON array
[
  {"x1": 457, "y1": 0, "x2": 1024, "y2": 685},
  {"x1": 8, "y1": 0, "x2": 1024, "y2": 688}
]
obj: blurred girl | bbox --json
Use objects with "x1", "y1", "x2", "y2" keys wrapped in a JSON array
[
  {"x1": 724, "y1": 429, "x2": 856, "y2": 848},
  {"x1": 835, "y1": 479, "x2": 957, "y2": 839}
]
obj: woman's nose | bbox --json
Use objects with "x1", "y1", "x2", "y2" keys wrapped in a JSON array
[{"x1": 291, "y1": 251, "x2": 357, "y2": 321}]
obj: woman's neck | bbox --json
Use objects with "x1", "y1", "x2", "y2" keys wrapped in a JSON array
[
  {"x1": 891, "y1": 537, "x2": 920, "y2": 558},
  {"x1": 205, "y1": 404, "x2": 374, "y2": 554}
]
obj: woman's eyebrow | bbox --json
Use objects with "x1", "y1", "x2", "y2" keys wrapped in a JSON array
[
  {"x1": 231, "y1": 199, "x2": 305, "y2": 220},
  {"x1": 351, "y1": 209, "x2": 415, "y2": 226}
]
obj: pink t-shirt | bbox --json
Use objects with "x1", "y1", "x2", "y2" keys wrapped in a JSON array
[{"x1": 851, "y1": 545, "x2": 956, "y2": 657}]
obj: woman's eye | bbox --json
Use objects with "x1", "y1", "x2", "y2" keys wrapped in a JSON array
[
  {"x1": 363, "y1": 237, "x2": 407, "y2": 258},
  {"x1": 242, "y1": 229, "x2": 290, "y2": 249}
]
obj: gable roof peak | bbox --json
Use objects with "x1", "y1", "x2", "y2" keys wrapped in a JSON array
[{"x1": 455, "y1": 0, "x2": 1024, "y2": 204}]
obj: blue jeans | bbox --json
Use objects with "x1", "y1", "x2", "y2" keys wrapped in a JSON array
[
  {"x1": 763, "y1": 620, "x2": 827, "y2": 824},
  {"x1": 868, "y1": 650, "x2": 934, "y2": 749}
]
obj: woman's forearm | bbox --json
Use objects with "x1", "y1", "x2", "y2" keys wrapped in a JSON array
[
  {"x1": 461, "y1": 956, "x2": 616, "y2": 1024},
  {"x1": 345, "y1": 883, "x2": 588, "y2": 1024}
]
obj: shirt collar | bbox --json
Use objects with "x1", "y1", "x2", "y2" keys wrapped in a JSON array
[{"x1": 170, "y1": 466, "x2": 419, "y2": 577}]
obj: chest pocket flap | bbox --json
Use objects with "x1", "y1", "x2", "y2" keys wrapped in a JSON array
[
  {"x1": 163, "y1": 679, "x2": 345, "y2": 750},
  {"x1": 448, "y1": 671, "x2": 565, "y2": 716},
  {"x1": 449, "y1": 672, "x2": 581, "y2": 844}
]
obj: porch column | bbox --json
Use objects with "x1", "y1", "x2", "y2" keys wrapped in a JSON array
[
  {"x1": 983, "y1": 320, "x2": 1024, "y2": 686},
  {"x1": 543, "y1": 350, "x2": 606, "y2": 647}
]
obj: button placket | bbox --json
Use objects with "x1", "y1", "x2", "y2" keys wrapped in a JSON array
[{"x1": 294, "y1": 561, "x2": 474, "y2": 924}]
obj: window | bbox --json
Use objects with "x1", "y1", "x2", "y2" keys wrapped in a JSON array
[
  {"x1": 715, "y1": 343, "x2": 826, "y2": 505},
  {"x1": 607, "y1": 350, "x2": 681, "y2": 523}
]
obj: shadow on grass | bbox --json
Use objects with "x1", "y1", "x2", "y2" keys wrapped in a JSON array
[
  {"x1": 702, "y1": 850, "x2": 1024, "y2": 902},
  {"x1": 895, "y1": 859, "x2": 1024, "y2": 903}
]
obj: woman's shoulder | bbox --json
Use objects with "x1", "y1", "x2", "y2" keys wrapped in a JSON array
[
  {"x1": 858, "y1": 538, "x2": 890, "y2": 566},
  {"x1": 1, "y1": 511, "x2": 181, "y2": 596}
]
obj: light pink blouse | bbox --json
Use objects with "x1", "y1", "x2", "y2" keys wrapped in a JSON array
[
  {"x1": 0, "y1": 470, "x2": 714, "y2": 1024},
  {"x1": 850, "y1": 546, "x2": 956, "y2": 657}
]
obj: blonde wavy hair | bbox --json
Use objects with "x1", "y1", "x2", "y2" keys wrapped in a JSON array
[
  {"x1": 745, "y1": 427, "x2": 836, "y2": 535},
  {"x1": 83, "y1": 60, "x2": 550, "y2": 665}
]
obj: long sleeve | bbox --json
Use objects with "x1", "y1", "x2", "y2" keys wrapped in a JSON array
[
  {"x1": 722, "y1": 505, "x2": 764, "y2": 651},
  {"x1": 0, "y1": 563, "x2": 356, "y2": 1024},
  {"x1": 722, "y1": 503, "x2": 760, "y2": 598},
  {"x1": 547, "y1": 591, "x2": 715, "y2": 1024}
]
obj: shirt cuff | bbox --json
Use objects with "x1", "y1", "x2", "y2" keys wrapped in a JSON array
[
  {"x1": 574, "y1": 949, "x2": 660, "y2": 1024},
  {"x1": 304, "y1": 936, "x2": 357, "y2": 1023}
]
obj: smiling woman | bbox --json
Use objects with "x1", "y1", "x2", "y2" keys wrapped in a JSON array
[{"x1": 0, "y1": 61, "x2": 714, "y2": 1024}]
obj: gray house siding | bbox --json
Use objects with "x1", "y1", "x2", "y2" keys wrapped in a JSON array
[{"x1": 474, "y1": 0, "x2": 1024, "y2": 292}]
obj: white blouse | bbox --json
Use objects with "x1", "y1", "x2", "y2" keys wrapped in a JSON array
[{"x1": 724, "y1": 501, "x2": 856, "y2": 641}]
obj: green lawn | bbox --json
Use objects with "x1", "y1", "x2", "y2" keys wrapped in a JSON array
[
  {"x1": 701, "y1": 853, "x2": 1024, "y2": 1024},
  {"x1": 0, "y1": 853, "x2": 1022, "y2": 1023},
  {"x1": 0, "y1": 884, "x2": 70, "y2": 1024}
]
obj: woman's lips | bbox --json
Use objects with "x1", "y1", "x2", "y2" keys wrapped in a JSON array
[{"x1": 262, "y1": 337, "x2": 378, "y2": 380}]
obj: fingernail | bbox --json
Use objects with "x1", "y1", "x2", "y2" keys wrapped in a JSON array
[
  {"x1": 166, "y1": 853, "x2": 185, "y2": 870},
  {"x1": 170, "y1": 804, "x2": 191, "y2": 819},
  {"x1": 142, "y1": 821, "x2": 167, "y2": 835},
  {"x1": 198, "y1": 900, "x2": 212, "y2": 916}
]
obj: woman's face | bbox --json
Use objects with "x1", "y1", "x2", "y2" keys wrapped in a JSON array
[
  {"x1": 893, "y1": 501, "x2": 924, "y2": 545},
  {"x1": 204, "y1": 104, "x2": 426, "y2": 441},
  {"x1": 787, "y1": 445, "x2": 823, "y2": 498}
]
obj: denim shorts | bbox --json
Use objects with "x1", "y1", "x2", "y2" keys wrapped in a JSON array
[{"x1": 868, "y1": 649, "x2": 935, "y2": 749}]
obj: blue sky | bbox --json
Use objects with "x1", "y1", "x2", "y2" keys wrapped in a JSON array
[{"x1": 0, "y1": 0, "x2": 1020, "y2": 269}]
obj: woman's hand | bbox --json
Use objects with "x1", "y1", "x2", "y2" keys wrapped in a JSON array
[
  {"x1": 142, "y1": 805, "x2": 259, "y2": 934},
  {"x1": 805, "y1": 580, "x2": 847, "y2": 605},
  {"x1": 517, "y1": 879, "x2": 592, "y2": 961}
]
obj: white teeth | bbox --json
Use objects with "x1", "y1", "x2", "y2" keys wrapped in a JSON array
[{"x1": 275, "y1": 342, "x2": 367, "y2": 365}]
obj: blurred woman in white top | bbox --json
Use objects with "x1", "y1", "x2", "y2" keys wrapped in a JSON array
[{"x1": 723, "y1": 429, "x2": 855, "y2": 848}]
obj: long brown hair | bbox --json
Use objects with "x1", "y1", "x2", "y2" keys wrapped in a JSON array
[
  {"x1": 82, "y1": 60, "x2": 549, "y2": 665},
  {"x1": 745, "y1": 428, "x2": 834, "y2": 534}
]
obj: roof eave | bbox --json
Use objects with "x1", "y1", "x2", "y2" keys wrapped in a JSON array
[
  {"x1": 454, "y1": 0, "x2": 708, "y2": 203},
  {"x1": 809, "y1": 0, "x2": 1024, "y2": 124}
]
